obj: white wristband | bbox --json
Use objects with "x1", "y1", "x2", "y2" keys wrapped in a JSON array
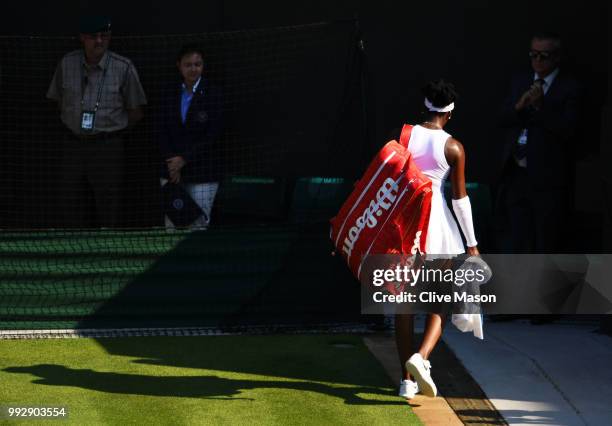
[{"x1": 452, "y1": 196, "x2": 478, "y2": 247}]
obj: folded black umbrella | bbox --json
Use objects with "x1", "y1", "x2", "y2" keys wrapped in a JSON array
[{"x1": 161, "y1": 183, "x2": 205, "y2": 227}]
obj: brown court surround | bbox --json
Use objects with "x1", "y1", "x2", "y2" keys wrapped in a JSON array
[{"x1": 364, "y1": 333, "x2": 507, "y2": 425}]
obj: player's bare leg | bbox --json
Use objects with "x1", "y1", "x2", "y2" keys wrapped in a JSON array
[
  {"x1": 419, "y1": 313, "x2": 445, "y2": 359},
  {"x1": 395, "y1": 313, "x2": 414, "y2": 380}
]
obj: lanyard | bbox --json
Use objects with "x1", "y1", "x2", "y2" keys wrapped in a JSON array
[{"x1": 81, "y1": 53, "x2": 111, "y2": 112}]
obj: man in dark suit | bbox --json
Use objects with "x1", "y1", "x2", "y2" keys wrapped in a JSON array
[
  {"x1": 497, "y1": 32, "x2": 583, "y2": 253},
  {"x1": 158, "y1": 45, "x2": 223, "y2": 229}
]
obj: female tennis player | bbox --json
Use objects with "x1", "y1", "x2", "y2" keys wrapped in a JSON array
[{"x1": 395, "y1": 79, "x2": 480, "y2": 399}]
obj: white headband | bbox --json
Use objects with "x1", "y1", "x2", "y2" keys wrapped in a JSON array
[{"x1": 424, "y1": 98, "x2": 454, "y2": 112}]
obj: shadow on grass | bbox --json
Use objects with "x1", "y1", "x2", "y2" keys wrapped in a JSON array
[
  {"x1": 74, "y1": 226, "x2": 373, "y2": 389},
  {"x1": 74, "y1": 224, "x2": 363, "y2": 330},
  {"x1": 3, "y1": 364, "x2": 403, "y2": 406},
  {"x1": 98, "y1": 335, "x2": 391, "y2": 387},
  {"x1": 3, "y1": 226, "x2": 393, "y2": 402}
]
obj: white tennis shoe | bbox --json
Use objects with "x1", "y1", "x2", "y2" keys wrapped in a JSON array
[
  {"x1": 405, "y1": 353, "x2": 437, "y2": 397},
  {"x1": 398, "y1": 379, "x2": 419, "y2": 399}
]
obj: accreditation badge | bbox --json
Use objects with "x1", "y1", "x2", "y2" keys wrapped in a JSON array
[{"x1": 80, "y1": 111, "x2": 96, "y2": 131}]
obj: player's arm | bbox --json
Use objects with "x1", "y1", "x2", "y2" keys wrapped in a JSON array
[
  {"x1": 445, "y1": 138, "x2": 479, "y2": 255},
  {"x1": 445, "y1": 138, "x2": 467, "y2": 199}
]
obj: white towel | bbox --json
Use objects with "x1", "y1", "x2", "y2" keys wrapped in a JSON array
[{"x1": 451, "y1": 313, "x2": 484, "y2": 339}]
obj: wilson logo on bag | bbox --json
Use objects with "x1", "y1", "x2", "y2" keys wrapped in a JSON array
[
  {"x1": 330, "y1": 124, "x2": 432, "y2": 280},
  {"x1": 341, "y1": 175, "x2": 406, "y2": 258}
]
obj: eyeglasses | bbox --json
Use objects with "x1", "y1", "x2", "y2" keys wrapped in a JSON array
[
  {"x1": 529, "y1": 50, "x2": 555, "y2": 60},
  {"x1": 83, "y1": 32, "x2": 111, "y2": 41}
]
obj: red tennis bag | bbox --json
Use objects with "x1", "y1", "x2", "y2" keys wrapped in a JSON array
[{"x1": 330, "y1": 125, "x2": 432, "y2": 281}]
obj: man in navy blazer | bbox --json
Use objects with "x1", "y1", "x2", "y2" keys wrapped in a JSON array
[
  {"x1": 497, "y1": 32, "x2": 583, "y2": 252},
  {"x1": 158, "y1": 45, "x2": 223, "y2": 229}
]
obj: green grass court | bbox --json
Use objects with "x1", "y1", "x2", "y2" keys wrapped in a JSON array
[
  {"x1": 0, "y1": 226, "x2": 362, "y2": 330},
  {"x1": 0, "y1": 228, "x2": 417, "y2": 424},
  {"x1": 0, "y1": 335, "x2": 421, "y2": 425}
]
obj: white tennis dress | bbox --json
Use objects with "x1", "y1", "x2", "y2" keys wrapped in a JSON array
[
  {"x1": 408, "y1": 125, "x2": 484, "y2": 339},
  {"x1": 407, "y1": 125, "x2": 464, "y2": 255}
]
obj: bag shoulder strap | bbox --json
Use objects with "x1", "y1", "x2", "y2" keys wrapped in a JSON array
[{"x1": 399, "y1": 124, "x2": 414, "y2": 149}]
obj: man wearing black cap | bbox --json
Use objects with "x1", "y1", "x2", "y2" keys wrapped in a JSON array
[{"x1": 47, "y1": 16, "x2": 147, "y2": 228}]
